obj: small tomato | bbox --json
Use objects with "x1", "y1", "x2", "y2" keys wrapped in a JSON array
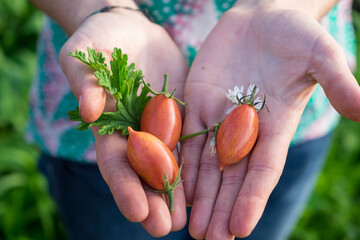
[
  {"x1": 140, "y1": 95, "x2": 181, "y2": 151},
  {"x1": 216, "y1": 104, "x2": 259, "y2": 171},
  {"x1": 127, "y1": 127, "x2": 181, "y2": 212}
]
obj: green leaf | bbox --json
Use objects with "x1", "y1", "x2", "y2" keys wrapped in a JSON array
[
  {"x1": 134, "y1": 83, "x2": 151, "y2": 121},
  {"x1": 68, "y1": 109, "x2": 139, "y2": 136},
  {"x1": 95, "y1": 69, "x2": 115, "y2": 95},
  {"x1": 68, "y1": 47, "x2": 108, "y2": 72},
  {"x1": 110, "y1": 48, "x2": 128, "y2": 99},
  {"x1": 67, "y1": 47, "x2": 151, "y2": 136},
  {"x1": 87, "y1": 48, "x2": 106, "y2": 68},
  {"x1": 67, "y1": 108, "x2": 82, "y2": 122}
]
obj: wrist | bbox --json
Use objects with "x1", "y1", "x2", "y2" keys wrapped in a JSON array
[
  {"x1": 29, "y1": 0, "x2": 139, "y2": 35},
  {"x1": 72, "y1": 0, "x2": 140, "y2": 34},
  {"x1": 233, "y1": 0, "x2": 338, "y2": 20}
]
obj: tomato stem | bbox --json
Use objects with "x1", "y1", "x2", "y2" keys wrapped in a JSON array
[
  {"x1": 249, "y1": 85, "x2": 257, "y2": 104},
  {"x1": 166, "y1": 187, "x2": 175, "y2": 213},
  {"x1": 162, "y1": 74, "x2": 169, "y2": 92},
  {"x1": 142, "y1": 79, "x2": 158, "y2": 95},
  {"x1": 163, "y1": 176, "x2": 174, "y2": 211},
  {"x1": 169, "y1": 88, "x2": 176, "y2": 99},
  {"x1": 151, "y1": 163, "x2": 183, "y2": 212},
  {"x1": 141, "y1": 77, "x2": 186, "y2": 106},
  {"x1": 179, "y1": 122, "x2": 222, "y2": 142},
  {"x1": 171, "y1": 96, "x2": 186, "y2": 106},
  {"x1": 179, "y1": 129, "x2": 209, "y2": 141}
]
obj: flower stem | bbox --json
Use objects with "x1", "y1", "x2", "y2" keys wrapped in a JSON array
[
  {"x1": 162, "y1": 74, "x2": 169, "y2": 92},
  {"x1": 167, "y1": 189, "x2": 175, "y2": 212},
  {"x1": 179, "y1": 129, "x2": 209, "y2": 142},
  {"x1": 141, "y1": 78, "x2": 158, "y2": 95},
  {"x1": 172, "y1": 95, "x2": 186, "y2": 106},
  {"x1": 141, "y1": 77, "x2": 186, "y2": 106},
  {"x1": 167, "y1": 162, "x2": 183, "y2": 212},
  {"x1": 249, "y1": 85, "x2": 257, "y2": 104},
  {"x1": 179, "y1": 122, "x2": 222, "y2": 142}
]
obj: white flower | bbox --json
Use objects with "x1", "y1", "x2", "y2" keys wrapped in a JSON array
[
  {"x1": 225, "y1": 85, "x2": 244, "y2": 105},
  {"x1": 225, "y1": 84, "x2": 264, "y2": 112},
  {"x1": 209, "y1": 136, "x2": 216, "y2": 157}
]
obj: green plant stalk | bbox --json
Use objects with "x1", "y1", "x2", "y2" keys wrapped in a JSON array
[
  {"x1": 162, "y1": 73, "x2": 169, "y2": 92},
  {"x1": 179, "y1": 122, "x2": 222, "y2": 142},
  {"x1": 179, "y1": 129, "x2": 210, "y2": 142},
  {"x1": 164, "y1": 176, "x2": 175, "y2": 212},
  {"x1": 150, "y1": 163, "x2": 183, "y2": 212},
  {"x1": 141, "y1": 75, "x2": 186, "y2": 106}
]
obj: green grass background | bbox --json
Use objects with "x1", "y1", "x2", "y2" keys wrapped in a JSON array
[{"x1": 0, "y1": 1, "x2": 360, "y2": 239}]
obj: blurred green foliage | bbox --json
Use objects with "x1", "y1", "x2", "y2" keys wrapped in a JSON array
[
  {"x1": 290, "y1": 119, "x2": 360, "y2": 240},
  {"x1": 0, "y1": 0, "x2": 66, "y2": 239},
  {"x1": 0, "y1": 0, "x2": 360, "y2": 240},
  {"x1": 0, "y1": 133, "x2": 66, "y2": 240},
  {"x1": 0, "y1": 0, "x2": 42, "y2": 132}
]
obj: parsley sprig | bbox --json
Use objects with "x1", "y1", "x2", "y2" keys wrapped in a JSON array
[{"x1": 67, "y1": 47, "x2": 151, "y2": 136}]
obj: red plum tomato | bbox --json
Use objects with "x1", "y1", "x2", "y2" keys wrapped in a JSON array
[
  {"x1": 140, "y1": 95, "x2": 182, "y2": 151},
  {"x1": 216, "y1": 104, "x2": 259, "y2": 170},
  {"x1": 127, "y1": 127, "x2": 179, "y2": 191}
]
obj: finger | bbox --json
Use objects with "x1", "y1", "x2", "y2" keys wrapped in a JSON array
[
  {"x1": 141, "y1": 190, "x2": 172, "y2": 237},
  {"x1": 188, "y1": 135, "x2": 222, "y2": 239},
  {"x1": 93, "y1": 128, "x2": 149, "y2": 222},
  {"x1": 311, "y1": 30, "x2": 360, "y2": 122},
  {"x1": 60, "y1": 41, "x2": 106, "y2": 123},
  {"x1": 180, "y1": 113, "x2": 208, "y2": 205},
  {"x1": 229, "y1": 132, "x2": 289, "y2": 238},
  {"x1": 205, "y1": 157, "x2": 249, "y2": 240}
]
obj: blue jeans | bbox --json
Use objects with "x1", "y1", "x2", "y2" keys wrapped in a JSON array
[{"x1": 38, "y1": 133, "x2": 332, "y2": 240}]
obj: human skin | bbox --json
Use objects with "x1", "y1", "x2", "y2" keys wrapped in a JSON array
[
  {"x1": 29, "y1": 0, "x2": 360, "y2": 238},
  {"x1": 29, "y1": 0, "x2": 189, "y2": 237},
  {"x1": 180, "y1": 0, "x2": 360, "y2": 239}
]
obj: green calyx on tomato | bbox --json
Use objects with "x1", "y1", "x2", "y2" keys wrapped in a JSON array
[
  {"x1": 233, "y1": 84, "x2": 268, "y2": 112},
  {"x1": 142, "y1": 74, "x2": 186, "y2": 106},
  {"x1": 151, "y1": 163, "x2": 183, "y2": 212},
  {"x1": 240, "y1": 84, "x2": 259, "y2": 106}
]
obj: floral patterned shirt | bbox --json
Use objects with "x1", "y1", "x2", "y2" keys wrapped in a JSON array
[{"x1": 26, "y1": 0, "x2": 356, "y2": 163}]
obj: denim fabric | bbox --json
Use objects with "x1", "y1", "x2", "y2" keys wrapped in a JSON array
[
  {"x1": 38, "y1": 154, "x2": 193, "y2": 240},
  {"x1": 38, "y1": 133, "x2": 332, "y2": 240}
]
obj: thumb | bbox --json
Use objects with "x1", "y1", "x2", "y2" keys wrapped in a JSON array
[
  {"x1": 60, "y1": 42, "x2": 106, "y2": 123},
  {"x1": 311, "y1": 31, "x2": 360, "y2": 122}
]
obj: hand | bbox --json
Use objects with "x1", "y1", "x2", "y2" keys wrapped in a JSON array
[
  {"x1": 181, "y1": 4, "x2": 360, "y2": 239},
  {"x1": 59, "y1": 9, "x2": 189, "y2": 237}
]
